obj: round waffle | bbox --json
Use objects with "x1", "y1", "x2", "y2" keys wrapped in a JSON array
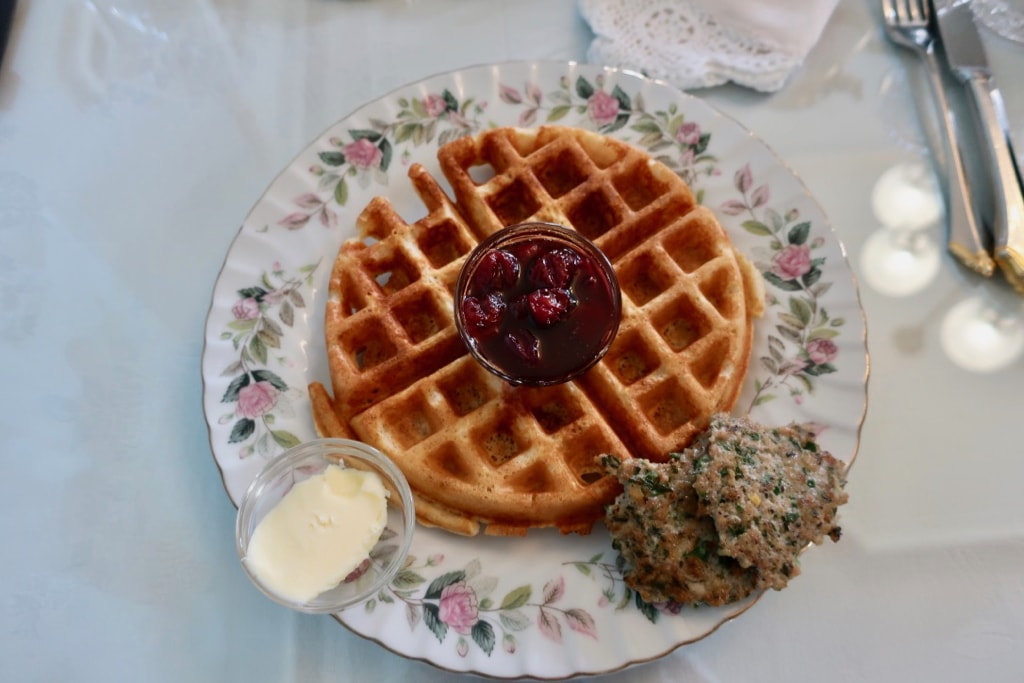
[{"x1": 309, "y1": 126, "x2": 764, "y2": 536}]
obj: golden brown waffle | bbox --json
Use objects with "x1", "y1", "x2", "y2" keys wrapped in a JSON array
[
  {"x1": 309, "y1": 126, "x2": 763, "y2": 536},
  {"x1": 439, "y1": 127, "x2": 764, "y2": 463}
]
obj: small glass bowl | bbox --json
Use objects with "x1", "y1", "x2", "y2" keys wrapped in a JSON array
[
  {"x1": 235, "y1": 438, "x2": 415, "y2": 614},
  {"x1": 454, "y1": 222, "x2": 621, "y2": 386}
]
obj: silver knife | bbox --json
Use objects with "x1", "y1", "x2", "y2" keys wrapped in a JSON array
[{"x1": 933, "y1": 0, "x2": 1024, "y2": 295}]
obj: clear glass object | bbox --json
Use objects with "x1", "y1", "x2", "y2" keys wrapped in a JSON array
[
  {"x1": 454, "y1": 222, "x2": 622, "y2": 387},
  {"x1": 235, "y1": 438, "x2": 416, "y2": 613}
]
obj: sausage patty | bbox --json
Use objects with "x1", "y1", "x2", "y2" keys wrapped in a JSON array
[{"x1": 602, "y1": 414, "x2": 848, "y2": 605}]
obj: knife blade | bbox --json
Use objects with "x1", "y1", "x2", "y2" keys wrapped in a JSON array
[{"x1": 932, "y1": 0, "x2": 1024, "y2": 295}]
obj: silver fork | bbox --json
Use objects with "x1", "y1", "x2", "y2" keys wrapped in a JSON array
[{"x1": 881, "y1": 0, "x2": 995, "y2": 277}]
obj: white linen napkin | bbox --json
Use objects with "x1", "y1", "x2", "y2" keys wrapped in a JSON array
[{"x1": 579, "y1": 0, "x2": 840, "y2": 92}]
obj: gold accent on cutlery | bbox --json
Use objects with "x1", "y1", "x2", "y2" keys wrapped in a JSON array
[
  {"x1": 933, "y1": 0, "x2": 1024, "y2": 293},
  {"x1": 995, "y1": 247, "x2": 1024, "y2": 296},
  {"x1": 949, "y1": 243, "x2": 996, "y2": 277},
  {"x1": 882, "y1": 0, "x2": 996, "y2": 277}
]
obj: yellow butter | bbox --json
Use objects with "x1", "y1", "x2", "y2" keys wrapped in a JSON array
[{"x1": 245, "y1": 465, "x2": 388, "y2": 603}]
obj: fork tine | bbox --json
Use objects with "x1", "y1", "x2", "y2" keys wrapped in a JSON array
[
  {"x1": 906, "y1": 0, "x2": 918, "y2": 24},
  {"x1": 910, "y1": 0, "x2": 928, "y2": 23},
  {"x1": 921, "y1": 0, "x2": 932, "y2": 22},
  {"x1": 907, "y1": 0, "x2": 930, "y2": 24},
  {"x1": 883, "y1": 0, "x2": 898, "y2": 25},
  {"x1": 890, "y1": 0, "x2": 899, "y2": 22},
  {"x1": 894, "y1": 0, "x2": 907, "y2": 24}
]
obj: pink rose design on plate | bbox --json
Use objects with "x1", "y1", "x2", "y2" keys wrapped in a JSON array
[
  {"x1": 343, "y1": 138, "x2": 383, "y2": 170},
  {"x1": 438, "y1": 582, "x2": 479, "y2": 635},
  {"x1": 806, "y1": 338, "x2": 838, "y2": 365},
  {"x1": 771, "y1": 244, "x2": 812, "y2": 280},
  {"x1": 679, "y1": 147, "x2": 696, "y2": 169},
  {"x1": 424, "y1": 93, "x2": 448, "y2": 117},
  {"x1": 236, "y1": 381, "x2": 279, "y2": 419},
  {"x1": 587, "y1": 90, "x2": 620, "y2": 128},
  {"x1": 232, "y1": 297, "x2": 260, "y2": 320},
  {"x1": 676, "y1": 121, "x2": 701, "y2": 146}
]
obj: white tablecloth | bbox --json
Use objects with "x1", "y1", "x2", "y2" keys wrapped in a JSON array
[{"x1": 2, "y1": 0, "x2": 1023, "y2": 680}]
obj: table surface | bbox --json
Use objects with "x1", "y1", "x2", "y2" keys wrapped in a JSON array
[{"x1": 3, "y1": 1, "x2": 1024, "y2": 681}]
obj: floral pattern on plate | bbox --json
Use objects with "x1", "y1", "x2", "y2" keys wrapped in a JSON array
[
  {"x1": 202, "y1": 61, "x2": 867, "y2": 679},
  {"x1": 358, "y1": 546, "x2": 707, "y2": 662},
  {"x1": 375, "y1": 554, "x2": 599, "y2": 658},
  {"x1": 214, "y1": 262, "x2": 315, "y2": 459}
]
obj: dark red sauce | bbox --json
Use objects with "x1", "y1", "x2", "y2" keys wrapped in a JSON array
[{"x1": 455, "y1": 223, "x2": 621, "y2": 386}]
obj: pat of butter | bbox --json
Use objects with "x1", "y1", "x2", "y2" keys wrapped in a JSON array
[{"x1": 245, "y1": 465, "x2": 388, "y2": 604}]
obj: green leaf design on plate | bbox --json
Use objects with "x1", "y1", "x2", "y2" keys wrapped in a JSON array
[
  {"x1": 229, "y1": 418, "x2": 255, "y2": 444},
  {"x1": 392, "y1": 569, "x2": 426, "y2": 590},
  {"x1": 500, "y1": 585, "x2": 532, "y2": 610},
  {"x1": 763, "y1": 272, "x2": 803, "y2": 291},
  {"x1": 251, "y1": 369, "x2": 288, "y2": 391},
  {"x1": 270, "y1": 430, "x2": 300, "y2": 449},
  {"x1": 574, "y1": 76, "x2": 594, "y2": 100},
  {"x1": 318, "y1": 151, "x2": 345, "y2": 167},
  {"x1": 742, "y1": 220, "x2": 773, "y2": 237},
  {"x1": 471, "y1": 620, "x2": 496, "y2": 655},
  {"x1": 498, "y1": 609, "x2": 531, "y2": 632},
  {"x1": 422, "y1": 602, "x2": 448, "y2": 642},
  {"x1": 424, "y1": 570, "x2": 465, "y2": 600},
  {"x1": 334, "y1": 176, "x2": 349, "y2": 206},
  {"x1": 788, "y1": 221, "x2": 811, "y2": 245},
  {"x1": 221, "y1": 374, "x2": 250, "y2": 402}
]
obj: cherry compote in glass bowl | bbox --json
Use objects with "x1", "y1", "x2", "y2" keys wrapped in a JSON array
[{"x1": 454, "y1": 222, "x2": 621, "y2": 386}]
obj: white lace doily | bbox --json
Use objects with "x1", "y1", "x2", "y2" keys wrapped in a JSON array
[{"x1": 579, "y1": 0, "x2": 840, "y2": 92}]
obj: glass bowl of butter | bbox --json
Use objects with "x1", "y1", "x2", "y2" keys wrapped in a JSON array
[{"x1": 235, "y1": 438, "x2": 416, "y2": 613}]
